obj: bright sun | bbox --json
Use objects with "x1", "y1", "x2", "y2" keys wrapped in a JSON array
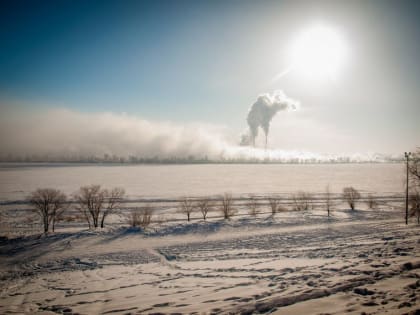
[{"x1": 289, "y1": 23, "x2": 348, "y2": 81}]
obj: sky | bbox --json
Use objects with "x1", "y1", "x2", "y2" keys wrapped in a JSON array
[{"x1": 0, "y1": 0, "x2": 419, "y2": 159}]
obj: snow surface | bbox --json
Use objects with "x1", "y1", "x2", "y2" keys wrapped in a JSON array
[{"x1": 1, "y1": 207, "x2": 419, "y2": 315}]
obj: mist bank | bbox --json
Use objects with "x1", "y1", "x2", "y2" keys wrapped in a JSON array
[{"x1": 0, "y1": 106, "x2": 402, "y2": 164}]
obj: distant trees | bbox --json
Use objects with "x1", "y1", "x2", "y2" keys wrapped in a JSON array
[
  {"x1": 23, "y1": 183, "x2": 398, "y2": 234},
  {"x1": 74, "y1": 185, "x2": 125, "y2": 229},
  {"x1": 28, "y1": 188, "x2": 67, "y2": 233},
  {"x1": 180, "y1": 197, "x2": 194, "y2": 222},
  {"x1": 220, "y1": 193, "x2": 235, "y2": 219},
  {"x1": 342, "y1": 187, "x2": 361, "y2": 210}
]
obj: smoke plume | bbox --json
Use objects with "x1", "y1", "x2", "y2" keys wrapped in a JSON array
[{"x1": 244, "y1": 90, "x2": 299, "y2": 148}]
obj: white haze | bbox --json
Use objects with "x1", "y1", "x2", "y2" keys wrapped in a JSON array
[
  {"x1": 0, "y1": 105, "x2": 399, "y2": 163},
  {"x1": 0, "y1": 107, "x2": 231, "y2": 160}
]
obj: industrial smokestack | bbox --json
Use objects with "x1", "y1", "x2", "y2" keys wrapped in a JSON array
[{"x1": 245, "y1": 90, "x2": 299, "y2": 149}]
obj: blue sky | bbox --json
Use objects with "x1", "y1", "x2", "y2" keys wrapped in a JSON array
[{"x1": 1, "y1": 0, "x2": 419, "y2": 155}]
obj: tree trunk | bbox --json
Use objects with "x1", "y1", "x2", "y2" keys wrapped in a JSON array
[
  {"x1": 100, "y1": 214, "x2": 106, "y2": 228},
  {"x1": 44, "y1": 216, "x2": 49, "y2": 234},
  {"x1": 93, "y1": 215, "x2": 98, "y2": 228}
]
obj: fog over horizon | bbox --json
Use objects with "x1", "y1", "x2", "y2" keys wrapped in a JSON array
[{"x1": 0, "y1": 101, "x2": 408, "y2": 163}]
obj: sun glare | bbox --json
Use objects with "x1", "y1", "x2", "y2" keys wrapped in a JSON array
[{"x1": 289, "y1": 23, "x2": 348, "y2": 81}]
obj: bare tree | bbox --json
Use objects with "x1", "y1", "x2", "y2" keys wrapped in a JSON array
[
  {"x1": 268, "y1": 197, "x2": 280, "y2": 215},
  {"x1": 325, "y1": 185, "x2": 332, "y2": 217},
  {"x1": 28, "y1": 188, "x2": 67, "y2": 233},
  {"x1": 74, "y1": 185, "x2": 124, "y2": 229},
  {"x1": 197, "y1": 198, "x2": 212, "y2": 220},
  {"x1": 100, "y1": 187, "x2": 125, "y2": 228},
  {"x1": 129, "y1": 206, "x2": 154, "y2": 228},
  {"x1": 51, "y1": 192, "x2": 68, "y2": 232},
  {"x1": 342, "y1": 187, "x2": 361, "y2": 210},
  {"x1": 366, "y1": 194, "x2": 378, "y2": 210},
  {"x1": 248, "y1": 195, "x2": 259, "y2": 217},
  {"x1": 180, "y1": 197, "x2": 194, "y2": 222},
  {"x1": 220, "y1": 192, "x2": 235, "y2": 219},
  {"x1": 74, "y1": 185, "x2": 105, "y2": 229},
  {"x1": 409, "y1": 191, "x2": 420, "y2": 224}
]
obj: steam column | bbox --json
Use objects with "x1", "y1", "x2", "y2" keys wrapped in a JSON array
[{"x1": 405, "y1": 151, "x2": 411, "y2": 225}]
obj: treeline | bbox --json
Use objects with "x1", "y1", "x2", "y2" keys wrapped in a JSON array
[{"x1": 14, "y1": 186, "x2": 420, "y2": 235}]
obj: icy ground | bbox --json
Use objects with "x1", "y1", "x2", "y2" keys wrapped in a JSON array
[{"x1": 0, "y1": 209, "x2": 420, "y2": 315}]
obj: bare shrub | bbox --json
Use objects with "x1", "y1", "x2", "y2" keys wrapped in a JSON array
[
  {"x1": 293, "y1": 191, "x2": 310, "y2": 211},
  {"x1": 268, "y1": 197, "x2": 280, "y2": 215},
  {"x1": 197, "y1": 198, "x2": 212, "y2": 220},
  {"x1": 220, "y1": 192, "x2": 235, "y2": 219},
  {"x1": 74, "y1": 185, "x2": 125, "y2": 229},
  {"x1": 28, "y1": 188, "x2": 67, "y2": 233},
  {"x1": 366, "y1": 194, "x2": 378, "y2": 210},
  {"x1": 409, "y1": 191, "x2": 420, "y2": 224},
  {"x1": 129, "y1": 209, "x2": 141, "y2": 227},
  {"x1": 248, "y1": 195, "x2": 260, "y2": 217},
  {"x1": 180, "y1": 197, "x2": 194, "y2": 222},
  {"x1": 130, "y1": 206, "x2": 154, "y2": 228},
  {"x1": 342, "y1": 187, "x2": 361, "y2": 210}
]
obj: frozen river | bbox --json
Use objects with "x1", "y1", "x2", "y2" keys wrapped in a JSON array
[{"x1": 0, "y1": 163, "x2": 405, "y2": 201}]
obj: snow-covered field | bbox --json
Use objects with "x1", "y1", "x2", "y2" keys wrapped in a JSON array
[
  {"x1": 1, "y1": 207, "x2": 419, "y2": 315},
  {"x1": 0, "y1": 162, "x2": 417, "y2": 314}
]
